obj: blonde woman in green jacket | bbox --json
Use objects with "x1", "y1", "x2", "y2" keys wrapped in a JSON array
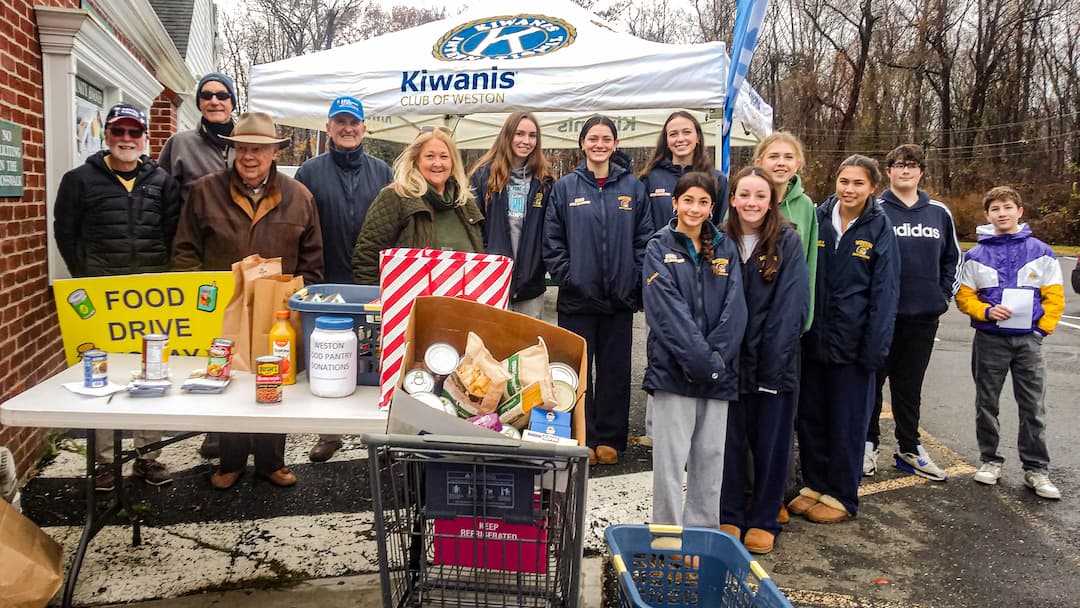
[{"x1": 754, "y1": 132, "x2": 818, "y2": 332}]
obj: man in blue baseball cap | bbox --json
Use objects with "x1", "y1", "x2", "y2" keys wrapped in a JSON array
[{"x1": 295, "y1": 95, "x2": 392, "y2": 462}]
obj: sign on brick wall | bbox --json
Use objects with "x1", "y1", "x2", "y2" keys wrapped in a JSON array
[{"x1": 0, "y1": 120, "x2": 23, "y2": 197}]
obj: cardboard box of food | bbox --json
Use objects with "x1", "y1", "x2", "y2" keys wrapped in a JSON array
[{"x1": 386, "y1": 296, "x2": 586, "y2": 446}]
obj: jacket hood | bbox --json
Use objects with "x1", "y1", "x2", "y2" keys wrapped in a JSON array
[
  {"x1": 976, "y1": 222, "x2": 1031, "y2": 241},
  {"x1": 879, "y1": 188, "x2": 930, "y2": 210},
  {"x1": 661, "y1": 219, "x2": 723, "y2": 264},
  {"x1": 573, "y1": 160, "x2": 631, "y2": 187},
  {"x1": 781, "y1": 174, "x2": 806, "y2": 205}
]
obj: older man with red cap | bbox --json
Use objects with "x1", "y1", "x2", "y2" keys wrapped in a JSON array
[
  {"x1": 54, "y1": 102, "x2": 181, "y2": 491},
  {"x1": 172, "y1": 111, "x2": 324, "y2": 489}
]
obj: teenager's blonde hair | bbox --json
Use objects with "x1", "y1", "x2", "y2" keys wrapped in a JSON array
[
  {"x1": 392, "y1": 127, "x2": 471, "y2": 205},
  {"x1": 753, "y1": 130, "x2": 806, "y2": 166}
]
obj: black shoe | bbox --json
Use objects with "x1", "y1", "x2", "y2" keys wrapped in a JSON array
[
  {"x1": 94, "y1": 465, "x2": 115, "y2": 493},
  {"x1": 132, "y1": 458, "x2": 173, "y2": 486},
  {"x1": 309, "y1": 439, "x2": 342, "y2": 462},
  {"x1": 199, "y1": 433, "x2": 220, "y2": 459}
]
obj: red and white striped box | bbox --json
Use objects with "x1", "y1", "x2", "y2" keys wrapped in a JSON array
[{"x1": 378, "y1": 248, "x2": 513, "y2": 408}]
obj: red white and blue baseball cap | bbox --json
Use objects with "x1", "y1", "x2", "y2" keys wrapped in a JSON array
[
  {"x1": 105, "y1": 103, "x2": 148, "y2": 129},
  {"x1": 328, "y1": 96, "x2": 364, "y2": 121}
]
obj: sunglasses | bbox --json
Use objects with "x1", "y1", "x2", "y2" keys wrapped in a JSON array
[
  {"x1": 109, "y1": 126, "x2": 145, "y2": 138},
  {"x1": 419, "y1": 125, "x2": 453, "y2": 135},
  {"x1": 199, "y1": 91, "x2": 232, "y2": 101}
]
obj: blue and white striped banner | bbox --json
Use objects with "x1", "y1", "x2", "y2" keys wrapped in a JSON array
[{"x1": 721, "y1": 0, "x2": 770, "y2": 175}]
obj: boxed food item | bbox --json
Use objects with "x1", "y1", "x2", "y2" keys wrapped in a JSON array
[{"x1": 386, "y1": 296, "x2": 586, "y2": 446}]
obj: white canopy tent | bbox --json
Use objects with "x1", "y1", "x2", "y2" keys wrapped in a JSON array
[{"x1": 248, "y1": 0, "x2": 773, "y2": 150}]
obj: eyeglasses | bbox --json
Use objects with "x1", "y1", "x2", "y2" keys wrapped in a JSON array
[
  {"x1": 109, "y1": 126, "x2": 145, "y2": 138},
  {"x1": 890, "y1": 161, "x2": 921, "y2": 170},
  {"x1": 199, "y1": 91, "x2": 232, "y2": 101}
]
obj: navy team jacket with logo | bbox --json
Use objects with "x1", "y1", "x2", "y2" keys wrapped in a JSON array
[
  {"x1": 543, "y1": 162, "x2": 653, "y2": 314},
  {"x1": 804, "y1": 196, "x2": 900, "y2": 371},
  {"x1": 642, "y1": 223, "x2": 746, "y2": 401}
]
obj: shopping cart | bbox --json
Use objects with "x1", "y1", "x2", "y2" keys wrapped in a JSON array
[
  {"x1": 363, "y1": 433, "x2": 590, "y2": 607},
  {"x1": 604, "y1": 524, "x2": 792, "y2": 608}
]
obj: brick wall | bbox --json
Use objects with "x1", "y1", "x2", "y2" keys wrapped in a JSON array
[
  {"x1": 0, "y1": 0, "x2": 97, "y2": 482},
  {"x1": 149, "y1": 88, "x2": 181, "y2": 156}
]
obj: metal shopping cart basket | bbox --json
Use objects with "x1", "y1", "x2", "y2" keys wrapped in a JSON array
[
  {"x1": 604, "y1": 524, "x2": 792, "y2": 608},
  {"x1": 363, "y1": 433, "x2": 590, "y2": 608}
]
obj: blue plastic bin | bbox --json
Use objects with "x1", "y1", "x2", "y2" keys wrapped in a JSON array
[
  {"x1": 288, "y1": 284, "x2": 380, "y2": 385},
  {"x1": 604, "y1": 524, "x2": 792, "y2": 608}
]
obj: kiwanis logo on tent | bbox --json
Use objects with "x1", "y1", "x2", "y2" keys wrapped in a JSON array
[{"x1": 434, "y1": 14, "x2": 577, "y2": 61}]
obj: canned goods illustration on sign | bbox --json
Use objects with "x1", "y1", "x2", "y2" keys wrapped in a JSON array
[
  {"x1": 424, "y1": 343, "x2": 460, "y2": 376},
  {"x1": 142, "y1": 334, "x2": 170, "y2": 380},
  {"x1": 83, "y1": 350, "x2": 107, "y2": 388},
  {"x1": 196, "y1": 283, "x2": 218, "y2": 312},
  {"x1": 255, "y1": 355, "x2": 283, "y2": 404},
  {"x1": 67, "y1": 289, "x2": 96, "y2": 320}
]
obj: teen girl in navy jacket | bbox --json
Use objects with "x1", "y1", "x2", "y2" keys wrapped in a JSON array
[
  {"x1": 469, "y1": 111, "x2": 553, "y2": 318},
  {"x1": 643, "y1": 171, "x2": 746, "y2": 528},
  {"x1": 543, "y1": 115, "x2": 653, "y2": 465},
  {"x1": 640, "y1": 111, "x2": 729, "y2": 230},
  {"x1": 788, "y1": 155, "x2": 900, "y2": 524},
  {"x1": 719, "y1": 166, "x2": 809, "y2": 554}
]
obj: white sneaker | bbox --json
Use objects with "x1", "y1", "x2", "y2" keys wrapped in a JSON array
[
  {"x1": 973, "y1": 462, "x2": 1003, "y2": 485},
  {"x1": 894, "y1": 445, "x2": 948, "y2": 481},
  {"x1": 1023, "y1": 471, "x2": 1062, "y2": 500},
  {"x1": 863, "y1": 442, "x2": 879, "y2": 476}
]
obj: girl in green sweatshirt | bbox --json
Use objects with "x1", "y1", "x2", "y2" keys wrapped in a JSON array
[{"x1": 754, "y1": 132, "x2": 818, "y2": 331}]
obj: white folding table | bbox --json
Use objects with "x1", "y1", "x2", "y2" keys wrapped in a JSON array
[{"x1": 0, "y1": 354, "x2": 389, "y2": 607}]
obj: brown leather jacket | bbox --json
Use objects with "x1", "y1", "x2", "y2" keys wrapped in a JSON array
[{"x1": 171, "y1": 164, "x2": 324, "y2": 285}]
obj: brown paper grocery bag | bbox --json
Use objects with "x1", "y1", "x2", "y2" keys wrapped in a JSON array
[
  {"x1": 251, "y1": 275, "x2": 305, "y2": 362},
  {"x1": 221, "y1": 255, "x2": 282, "y2": 371},
  {"x1": 0, "y1": 499, "x2": 63, "y2": 608}
]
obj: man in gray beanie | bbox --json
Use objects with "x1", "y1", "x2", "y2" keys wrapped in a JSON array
[
  {"x1": 159, "y1": 72, "x2": 238, "y2": 204},
  {"x1": 158, "y1": 72, "x2": 238, "y2": 459}
]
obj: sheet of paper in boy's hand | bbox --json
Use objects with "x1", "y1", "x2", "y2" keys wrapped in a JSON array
[
  {"x1": 998, "y1": 288, "x2": 1034, "y2": 329},
  {"x1": 62, "y1": 381, "x2": 128, "y2": 397}
]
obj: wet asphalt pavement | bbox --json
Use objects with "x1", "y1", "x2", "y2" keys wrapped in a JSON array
[{"x1": 19, "y1": 260, "x2": 1080, "y2": 607}]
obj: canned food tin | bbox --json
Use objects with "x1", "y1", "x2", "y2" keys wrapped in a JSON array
[
  {"x1": 255, "y1": 355, "x2": 283, "y2": 404},
  {"x1": 402, "y1": 368, "x2": 436, "y2": 394},
  {"x1": 83, "y1": 350, "x2": 108, "y2": 388},
  {"x1": 411, "y1": 391, "x2": 446, "y2": 411},
  {"x1": 142, "y1": 334, "x2": 169, "y2": 380},
  {"x1": 549, "y1": 362, "x2": 579, "y2": 391},
  {"x1": 424, "y1": 343, "x2": 460, "y2": 376},
  {"x1": 553, "y1": 380, "x2": 577, "y2": 412},
  {"x1": 206, "y1": 338, "x2": 234, "y2": 379}
]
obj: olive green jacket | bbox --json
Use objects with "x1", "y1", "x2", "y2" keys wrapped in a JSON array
[{"x1": 351, "y1": 183, "x2": 485, "y2": 285}]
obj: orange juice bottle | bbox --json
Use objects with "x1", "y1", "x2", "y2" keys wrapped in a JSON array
[{"x1": 269, "y1": 310, "x2": 296, "y2": 385}]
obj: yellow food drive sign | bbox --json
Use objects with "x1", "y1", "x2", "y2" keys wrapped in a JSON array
[{"x1": 53, "y1": 272, "x2": 235, "y2": 365}]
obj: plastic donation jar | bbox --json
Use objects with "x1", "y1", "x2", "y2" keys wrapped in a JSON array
[
  {"x1": 269, "y1": 310, "x2": 296, "y2": 385},
  {"x1": 308, "y1": 315, "x2": 357, "y2": 397}
]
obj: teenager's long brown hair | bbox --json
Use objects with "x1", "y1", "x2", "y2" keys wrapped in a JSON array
[
  {"x1": 468, "y1": 111, "x2": 551, "y2": 195},
  {"x1": 671, "y1": 171, "x2": 719, "y2": 265},
  {"x1": 723, "y1": 165, "x2": 788, "y2": 282},
  {"x1": 638, "y1": 111, "x2": 715, "y2": 179}
]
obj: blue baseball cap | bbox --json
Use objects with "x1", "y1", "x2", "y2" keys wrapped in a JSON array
[
  {"x1": 105, "y1": 103, "x2": 148, "y2": 129},
  {"x1": 328, "y1": 96, "x2": 364, "y2": 121}
]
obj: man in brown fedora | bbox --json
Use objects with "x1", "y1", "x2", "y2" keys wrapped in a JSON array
[{"x1": 171, "y1": 111, "x2": 324, "y2": 490}]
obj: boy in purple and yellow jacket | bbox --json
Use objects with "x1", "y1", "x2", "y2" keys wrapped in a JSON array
[{"x1": 956, "y1": 186, "x2": 1064, "y2": 499}]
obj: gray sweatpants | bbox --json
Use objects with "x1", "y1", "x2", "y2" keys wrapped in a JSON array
[
  {"x1": 650, "y1": 391, "x2": 729, "y2": 528},
  {"x1": 95, "y1": 430, "x2": 162, "y2": 464},
  {"x1": 971, "y1": 331, "x2": 1050, "y2": 473}
]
